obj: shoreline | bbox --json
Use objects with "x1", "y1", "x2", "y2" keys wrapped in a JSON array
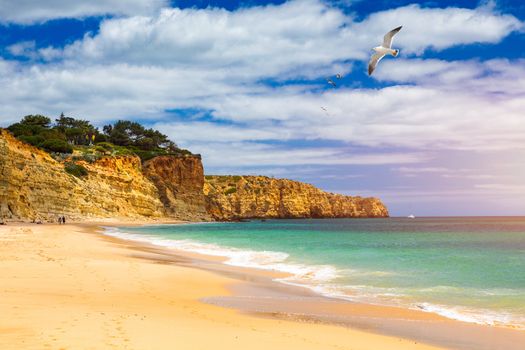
[
  {"x1": 0, "y1": 222, "x2": 443, "y2": 350},
  {"x1": 98, "y1": 222, "x2": 525, "y2": 350},
  {"x1": 103, "y1": 221, "x2": 525, "y2": 330},
  {"x1": 0, "y1": 222, "x2": 522, "y2": 349}
]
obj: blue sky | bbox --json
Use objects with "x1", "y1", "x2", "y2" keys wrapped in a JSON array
[{"x1": 0, "y1": 0, "x2": 524, "y2": 216}]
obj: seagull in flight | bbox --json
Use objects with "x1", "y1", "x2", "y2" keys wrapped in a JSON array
[
  {"x1": 326, "y1": 78, "x2": 337, "y2": 87},
  {"x1": 368, "y1": 26, "x2": 402, "y2": 76}
]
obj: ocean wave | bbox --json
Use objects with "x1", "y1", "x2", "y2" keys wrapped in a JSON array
[
  {"x1": 102, "y1": 226, "x2": 525, "y2": 330},
  {"x1": 102, "y1": 226, "x2": 339, "y2": 283},
  {"x1": 414, "y1": 303, "x2": 525, "y2": 329},
  {"x1": 417, "y1": 285, "x2": 525, "y2": 297}
]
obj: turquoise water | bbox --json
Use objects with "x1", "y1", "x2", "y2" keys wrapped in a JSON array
[{"x1": 106, "y1": 217, "x2": 525, "y2": 328}]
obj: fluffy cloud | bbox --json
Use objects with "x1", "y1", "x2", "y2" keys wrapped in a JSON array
[
  {"x1": 0, "y1": 0, "x2": 167, "y2": 24},
  {"x1": 47, "y1": 0, "x2": 353, "y2": 80},
  {"x1": 0, "y1": 0, "x2": 523, "y2": 168},
  {"x1": 0, "y1": 59, "x2": 524, "y2": 154},
  {"x1": 356, "y1": 3, "x2": 523, "y2": 54},
  {"x1": 374, "y1": 58, "x2": 525, "y2": 93},
  {"x1": 196, "y1": 78, "x2": 525, "y2": 151},
  {"x1": 39, "y1": 1, "x2": 523, "y2": 73},
  {"x1": 7, "y1": 41, "x2": 37, "y2": 59}
]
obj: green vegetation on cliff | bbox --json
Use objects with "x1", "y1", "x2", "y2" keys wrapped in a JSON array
[
  {"x1": 64, "y1": 162, "x2": 88, "y2": 178},
  {"x1": 7, "y1": 114, "x2": 192, "y2": 161}
]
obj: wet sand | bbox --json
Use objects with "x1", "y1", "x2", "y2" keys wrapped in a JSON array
[
  {"x1": 0, "y1": 222, "x2": 443, "y2": 349},
  {"x1": 0, "y1": 222, "x2": 522, "y2": 349},
  {"x1": 100, "y1": 224, "x2": 525, "y2": 350}
]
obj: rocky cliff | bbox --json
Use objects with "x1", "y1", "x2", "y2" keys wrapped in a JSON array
[
  {"x1": 143, "y1": 156, "x2": 210, "y2": 221},
  {"x1": 0, "y1": 129, "x2": 165, "y2": 221},
  {"x1": 204, "y1": 175, "x2": 389, "y2": 220},
  {"x1": 0, "y1": 129, "x2": 388, "y2": 222}
]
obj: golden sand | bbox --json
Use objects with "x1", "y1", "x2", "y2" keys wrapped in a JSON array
[{"x1": 0, "y1": 223, "x2": 445, "y2": 349}]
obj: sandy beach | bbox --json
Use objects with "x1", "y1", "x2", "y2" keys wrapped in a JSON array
[
  {"x1": 2, "y1": 222, "x2": 524, "y2": 350},
  {"x1": 0, "y1": 222, "x2": 447, "y2": 350}
]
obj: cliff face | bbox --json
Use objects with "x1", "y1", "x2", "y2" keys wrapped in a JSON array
[
  {"x1": 143, "y1": 156, "x2": 211, "y2": 221},
  {"x1": 0, "y1": 130, "x2": 165, "y2": 221},
  {"x1": 204, "y1": 175, "x2": 389, "y2": 220},
  {"x1": 1, "y1": 129, "x2": 389, "y2": 222}
]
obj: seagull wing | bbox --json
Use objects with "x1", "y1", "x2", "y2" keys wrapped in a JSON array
[
  {"x1": 382, "y1": 26, "x2": 402, "y2": 48},
  {"x1": 368, "y1": 52, "x2": 385, "y2": 75}
]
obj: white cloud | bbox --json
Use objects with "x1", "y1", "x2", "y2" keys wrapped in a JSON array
[
  {"x1": 0, "y1": 58, "x2": 524, "y2": 154},
  {"x1": 356, "y1": 4, "x2": 523, "y2": 54},
  {"x1": 393, "y1": 167, "x2": 451, "y2": 174},
  {"x1": 0, "y1": 0, "x2": 168, "y2": 24},
  {"x1": 442, "y1": 174, "x2": 496, "y2": 180},
  {"x1": 374, "y1": 58, "x2": 525, "y2": 94},
  {"x1": 200, "y1": 81, "x2": 525, "y2": 151},
  {"x1": 50, "y1": 0, "x2": 354, "y2": 80},
  {"x1": 7, "y1": 41, "x2": 37, "y2": 59},
  {"x1": 392, "y1": 167, "x2": 499, "y2": 180},
  {"x1": 153, "y1": 121, "x2": 292, "y2": 143},
  {"x1": 0, "y1": 0, "x2": 523, "y2": 174},
  {"x1": 190, "y1": 141, "x2": 428, "y2": 168},
  {"x1": 474, "y1": 183, "x2": 525, "y2": 192},
  {"x1": 38, "y1": 1, "x2": 523, "y2": 73},
  {"x1": 0, "y1": 58, "x2": 17, "y2": 76}
]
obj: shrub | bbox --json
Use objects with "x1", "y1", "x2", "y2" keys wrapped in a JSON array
[
  {"x1": 133, "y1": 149, "x2": 158, "y2": 162},
  {"x1": 41, "y1": 139, "x2": 73, "y2": 153},
  {"x1": 82, "y1": 154, "x2": 98, "y2": 163},
  {"x1": 95, "y1": 142, "x2": 114, "y2": 151},
  {"x1": 64, "y1": 162, "x2": 88, "y2": 178},
  {"x1": 224, "y1": 187, "x2": 237, "y2": 195},
  {"x1": 18, "y1": 135, "x2": 45, "y2": 147},
  {"x1": 21, "y1": 115, "x2": 51, "y2": 127}
]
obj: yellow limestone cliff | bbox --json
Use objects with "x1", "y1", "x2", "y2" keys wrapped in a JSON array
[
  {"x1": 143, "y1": 156, "x2": 211, "y2": 221},
  {"x1": 204, "y1": 175, "x2": 389, "y2": 220},
  {"x1": 0, "y1": 129, "x2": 165, "y2": 221},
  {"x1": 1, "y1": 129, "x2": 388, "y2": 221}
]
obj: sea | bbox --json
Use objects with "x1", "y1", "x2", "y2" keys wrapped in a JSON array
[{"x1": 104, "y1": 217, "x2": 525, "y2": 329}]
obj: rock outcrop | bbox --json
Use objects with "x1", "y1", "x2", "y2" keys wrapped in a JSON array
[
  {"x1": 0, "y1": 129, "x2": 165, "y2": 221},
  {"x1": 0, "y1": 129, "x2": 389, "y2": 222},
  {"x1": 204, "y1": 175, "x2": 389, "y2": 220},
  {"x1": 143, "y1": 156, "x2": 210, "y2": 221}
]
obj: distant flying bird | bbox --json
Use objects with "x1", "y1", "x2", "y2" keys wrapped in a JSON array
[
  {"x1": 368, "y1": 26, "x2": 402, "y2": 76},
  {"x1": 320, "y1": 106, "x2": 330, "y2": 116},
  {"x1": 335, "y1": 74, "x2": 343, "y2": 79},
  {"x1": 326, "y1": 78, "x2": 337, "y2": 87}
]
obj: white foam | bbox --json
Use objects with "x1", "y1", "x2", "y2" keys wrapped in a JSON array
[
  {"x1": 102, "y1": 226, "x2": 339, "y2": 284},
  {"x1": 102, "y1": 226, "x2": 525, "y2": 330},
  {"x1": 415, "y1": 302, "x2": 525, "y2": 329}
]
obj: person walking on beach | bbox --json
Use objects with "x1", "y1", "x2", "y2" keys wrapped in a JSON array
[{"x1": 62, "y1": 216, "x2": 66, "y2": 224}]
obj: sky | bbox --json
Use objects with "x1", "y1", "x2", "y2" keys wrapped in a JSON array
[{"x1": 0, "y1": 0, "x2": 524, "y2": 216}]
